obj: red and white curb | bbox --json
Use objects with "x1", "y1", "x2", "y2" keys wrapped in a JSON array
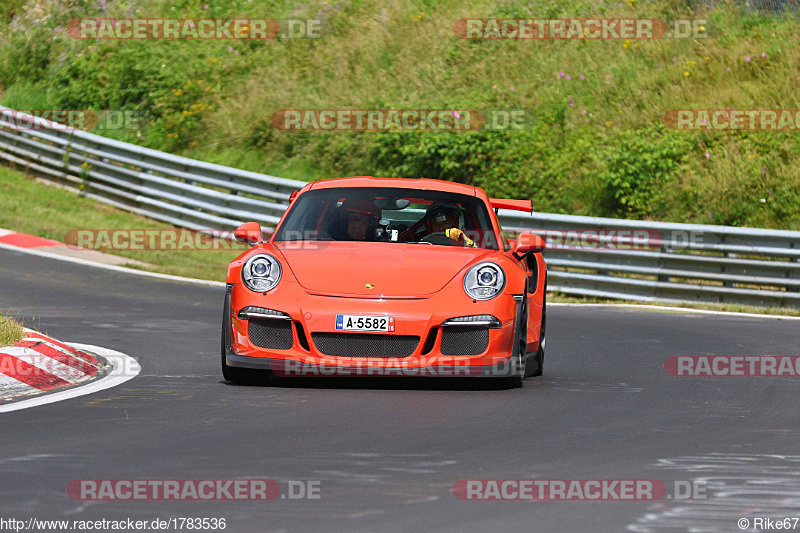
[
  {"x1": 0, "y1": 228, "x2": 61, "y2": 249},
  {"x1": 0, "y1": 329, "x2": 140, "y2": 413}
]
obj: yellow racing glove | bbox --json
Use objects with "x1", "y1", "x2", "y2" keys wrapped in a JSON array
[{"x1": 445, "y1": 228, "x2": 476, "y2": 247}]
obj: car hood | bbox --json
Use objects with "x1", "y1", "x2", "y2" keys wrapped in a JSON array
[{"x1": 275, "y1": 242, "x2": 492, "y2": 297}]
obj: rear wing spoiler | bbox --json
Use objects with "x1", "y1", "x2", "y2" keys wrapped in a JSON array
[{"x1": 489, "y1": 198, "x2": 533, "y2": 213}]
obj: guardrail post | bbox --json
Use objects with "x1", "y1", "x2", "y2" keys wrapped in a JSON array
[
  {"x1": 720, "y1": 235, "x2": 734, "y2": 291},
  {"x1": 790, "y1": 242, "x2": 799, "y2": 293},
  {"x1": 63, "y1": 133, "x2": 73, "y2": 186},
  {"x1": 658, "y1": 240, "x2": 670, "y2": 283}
]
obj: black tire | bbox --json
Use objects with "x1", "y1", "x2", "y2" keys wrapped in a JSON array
[
  {"x1": 499, "y1": 300, "x2": 526, "y2": 388},
  {"x1": 530, "y1": 289, "x2": 546, "y2": 377},
  {"x1": 529, "y1": 346, "x2": 544, "y2": 377}
]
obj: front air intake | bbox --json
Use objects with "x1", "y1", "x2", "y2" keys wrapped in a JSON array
[
  {"x1": 440, "y1": 326, "x2": 489, "y2": 355},
  {"x1": 248, "y1": 318, "x2": 293, "y2": 350},
  {"x1": 310, "y1": 333, "x2": 419, "y2": 358}
]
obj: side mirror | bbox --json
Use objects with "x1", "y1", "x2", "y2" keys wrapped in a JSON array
[
  {"x1": 513, "y1": 232, "x2": 545, "y2": 258},
  {"x1": 234, "y1": 222, "x2": 264, "y2": 246},
  {"x1": 289, "y1": 190, "x2": 298, "y2": 203}
]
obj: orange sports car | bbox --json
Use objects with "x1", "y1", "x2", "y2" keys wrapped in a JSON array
[{"x1": 221, "y1": 176, "x2": 547, "y2": 387}]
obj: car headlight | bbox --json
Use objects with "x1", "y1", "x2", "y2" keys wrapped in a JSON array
[
  {"x1": 463, "y1": 262, "x2": 505, "y2": 300},
  {"x1": 242, "y1": 253, "x2": 282, "y2": 292}
]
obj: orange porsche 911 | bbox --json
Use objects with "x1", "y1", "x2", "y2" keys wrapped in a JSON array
[{"x1": 221, "y1": 176, "x2": 547, "y2": 387}]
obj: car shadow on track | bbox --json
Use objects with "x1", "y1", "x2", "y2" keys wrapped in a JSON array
[{"x1": 220, "y1": 375, "x2": 532, "y2": 391}]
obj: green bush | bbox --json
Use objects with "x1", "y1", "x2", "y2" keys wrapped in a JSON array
[
  {"x1": 594, "y1": 128, "x2": 695, "y2": 218},
  {"x1": 1, "y1": 0, "x2": 798, "y2": 229}
]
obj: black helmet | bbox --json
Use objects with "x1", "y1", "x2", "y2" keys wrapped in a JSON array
[{"x1": 426, "y1": 202, "x2": 462, "y2": 225}]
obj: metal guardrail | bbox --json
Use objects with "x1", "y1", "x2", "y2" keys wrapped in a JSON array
[
  {"x1": 2, "y1": 105, "x2": 800, "y2": 308},
  {"x1": 499, "y1": 213, "x2": 800, "y2": 308},
  {"x1": 0, "y1": 105, "x2": 304, "y2": 232}
]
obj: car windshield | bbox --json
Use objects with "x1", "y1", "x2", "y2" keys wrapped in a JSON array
[{"x1": 273, "y1": 187, "x2": 499, "y2": 250}]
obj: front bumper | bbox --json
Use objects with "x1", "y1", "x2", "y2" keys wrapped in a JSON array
[
  {"x1": 224, "y1": 349, "x2": 520, "y2": 377},
  {"x1": 225, "y1": 281, "x2": 523, "y2": 378}
]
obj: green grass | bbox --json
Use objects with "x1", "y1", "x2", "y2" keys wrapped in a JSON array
[
  {"x1": 1, "y1": 0, "x2": 799, "y2": 229},
  {"x1": 0, "y1": 314, "x2": 24, "y2": 347},
  {"x1": 0, "y1": 165, "x2": 244, "y2": 281}
]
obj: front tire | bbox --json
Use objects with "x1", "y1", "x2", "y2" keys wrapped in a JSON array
[
  {"x1": 529, "y1": 292, "x2": 546, "y2": 377},
  {"x1": 499, "y1": 299, "x2": 526, "y2": 388}
]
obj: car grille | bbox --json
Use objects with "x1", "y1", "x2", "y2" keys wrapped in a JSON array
[
  {"x1": 311, "y1": 333, "x2": 419, "y2": 358},
  {"x1": 440, "y1": 326, "x2": 489, "y2": 355},
  {"x1": 248, "y1": 319, "x2": 293, "y2": 350}
]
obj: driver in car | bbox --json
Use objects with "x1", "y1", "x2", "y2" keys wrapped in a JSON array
[
  {"x1": 341, "y1": 199, "x2": 380, "y2": 241},
  {"x1": 424, "y1": 202, "x2": 476, "y2": 247}
]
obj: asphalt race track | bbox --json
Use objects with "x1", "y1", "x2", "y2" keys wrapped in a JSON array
[{"x1": 1, "y1": 246, "x2": 800, "y2": 532}]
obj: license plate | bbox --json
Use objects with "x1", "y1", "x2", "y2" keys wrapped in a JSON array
[{"x1": 335, "y1": 315, "x2": 395, "y2": 332}]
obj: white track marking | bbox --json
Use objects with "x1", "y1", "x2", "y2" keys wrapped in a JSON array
[
  {"x1": 0, "y1": 343, "x2": 140, "y2": 413},
  {"x1": 628, "y1": 454, "x2": 800, "y2": 532},
  {"x1": 0, "y1": 242, "x2": 224, "y2": 287}
]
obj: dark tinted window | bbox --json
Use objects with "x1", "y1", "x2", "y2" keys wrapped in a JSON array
[{"x1": 274, "y1": 187, "x2": 498, "y2": 250}]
